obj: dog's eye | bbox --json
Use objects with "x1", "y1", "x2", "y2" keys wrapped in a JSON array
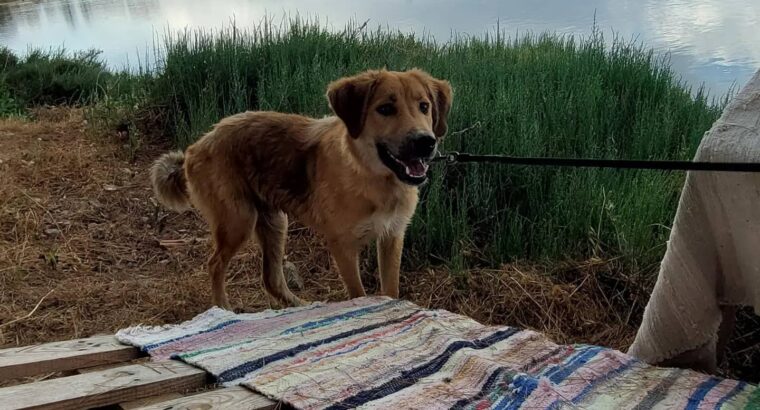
[
  {"x1": 419, "y1": 102, "x2": 430, "y2": 114},
  {"x1": 376, "y1": 104, "x2": 396, "y2": 116}
]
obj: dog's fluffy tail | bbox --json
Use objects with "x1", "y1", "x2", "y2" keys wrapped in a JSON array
[{"x1": 150, "y1": 151, "x2": 190, "y2": 212}]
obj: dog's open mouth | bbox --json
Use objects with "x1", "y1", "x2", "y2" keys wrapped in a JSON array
[{"x1": 377, "y1": 144, "x2": 430, "y2": 185}]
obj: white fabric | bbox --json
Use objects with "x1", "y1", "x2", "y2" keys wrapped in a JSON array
[{"x1": 628, "y1": 69, "x2": 760, "y2": 363}]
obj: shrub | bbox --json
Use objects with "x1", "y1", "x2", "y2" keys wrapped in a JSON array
[{"x1": 1, "y1": 48, "x2": 110, "y2": 107}]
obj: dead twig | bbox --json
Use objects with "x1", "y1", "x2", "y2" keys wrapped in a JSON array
[{"x1": 0, "y1": 289, "x2": 55, "y2": 329}]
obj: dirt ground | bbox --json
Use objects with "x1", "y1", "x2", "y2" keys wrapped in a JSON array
[{"x1": 1, "y1": 107, "x2": 757, "y2": 382}]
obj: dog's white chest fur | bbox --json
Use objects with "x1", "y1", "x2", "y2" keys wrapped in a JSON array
[{"x1": 354, "y1": 210, "x2": 410, "y2": 240}]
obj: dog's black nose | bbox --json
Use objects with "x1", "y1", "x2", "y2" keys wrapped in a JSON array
[{"x1": 411, "y1": 133, "x2": 437, "y2": 157}]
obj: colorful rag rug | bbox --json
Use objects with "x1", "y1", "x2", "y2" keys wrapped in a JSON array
[{"x1": 116, "y1": 297, "x2": 759, "y2": 409}]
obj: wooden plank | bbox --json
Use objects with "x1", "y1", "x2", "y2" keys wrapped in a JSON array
[
  {"x1": 120, "y1": 392, "x2": 184, "y2": 409},
  {"x1": 0, "y1": 361, "x2": 207, "y2": 410},
  {"x1": 0, "y1": 335, "x2": 141, "y2": 381},
  {"x1": 78, "y1": 360, "x2": 144, "y2": 374},
  {"x1": 134, "y1": 386, "x2": 276, "y2": 410}
]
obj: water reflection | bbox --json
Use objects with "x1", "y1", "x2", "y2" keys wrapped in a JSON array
[{"x1": 0, "y1": 0, "x2": 758, "y2": 97}]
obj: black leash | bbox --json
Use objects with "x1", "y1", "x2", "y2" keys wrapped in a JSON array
[{"x1": 433, "y1": 152, "x2": 760, "y2": 173}]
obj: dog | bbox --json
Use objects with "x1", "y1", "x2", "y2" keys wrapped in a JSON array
[{"x1": 150, "y1": 69, "x2": 453, "y2": 309}]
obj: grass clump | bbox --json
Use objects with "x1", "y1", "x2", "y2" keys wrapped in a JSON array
[
  {"x1": 0, "y1": 47, "x2": 110, "y2": 107},
  {"x1": 0, "y1": 48, "x2": 21, "y2": 116},
  {"x1": 0, "y1": 82, "x2": 21, "y2": 117}
]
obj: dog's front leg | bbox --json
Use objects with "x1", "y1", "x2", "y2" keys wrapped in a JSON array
[
  {"x1": 327, "y1": 239, "x2": 366, "y2": 298},
  {"x1": 377, "y1": 234, "x2": 403, "y2": 298}
]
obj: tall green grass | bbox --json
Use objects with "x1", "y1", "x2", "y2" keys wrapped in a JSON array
[
  {"x1": 1, "y1": 20, "x2": 725, "y2": 269},
  {"x1": 148, "y1": 20, "x2": 722, "y2": 268},
  {"x1": 0, "y1": 47, "x2": 111, "y2": 107}
]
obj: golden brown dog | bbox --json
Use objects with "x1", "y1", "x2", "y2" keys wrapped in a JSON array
[{"x1": 150, "y1": 69, "x2": 452, "y2": 309}]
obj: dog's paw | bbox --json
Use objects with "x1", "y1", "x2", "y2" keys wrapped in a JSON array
[
  {"x1": 289, "y1": 296, "x2": 311, "y2": 307},
  {"x1": 212, "y1": 299, "x2": 233, "y2": 311}
]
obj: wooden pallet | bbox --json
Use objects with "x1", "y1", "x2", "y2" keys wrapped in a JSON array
[{"x1": 0, "y1": 335, "x2": 277, "y2": 410}]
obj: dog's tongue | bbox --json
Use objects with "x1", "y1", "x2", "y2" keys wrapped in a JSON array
[{"x1": 405, "y1": 159, "x2": 428, "y2": 177}]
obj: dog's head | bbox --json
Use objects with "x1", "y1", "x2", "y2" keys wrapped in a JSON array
[{"x1": 327, "y1": 69, "x2": 453, "y2": 186}]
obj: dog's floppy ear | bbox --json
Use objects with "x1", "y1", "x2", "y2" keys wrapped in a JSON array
[
  {"x1": 431, "y1": 79, "x2": 453, "y2": 138},
  {"x1": 326, "y1": 71, "x2": 379, "y2": 138}
]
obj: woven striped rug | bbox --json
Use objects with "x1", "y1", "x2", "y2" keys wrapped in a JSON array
[{"x1": 116, "y1": 297, "x2": 759, "y2": 409}]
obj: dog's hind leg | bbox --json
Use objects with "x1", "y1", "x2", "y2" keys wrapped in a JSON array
[
  {"x1": 256, "y1": 211, "x2": 305, "y2": 307},
  {"x1": 207, "y1": 210, "x2": 256, "y2": 310}
]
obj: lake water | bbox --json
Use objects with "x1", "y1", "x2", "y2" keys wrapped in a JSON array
[{"x1": 1, "y1": 0, "x2": 758, "y2": 98}]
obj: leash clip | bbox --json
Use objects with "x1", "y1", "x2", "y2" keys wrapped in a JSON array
[{"x1": 444, "y1": 151, "x2": 460, "y2": 164}]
